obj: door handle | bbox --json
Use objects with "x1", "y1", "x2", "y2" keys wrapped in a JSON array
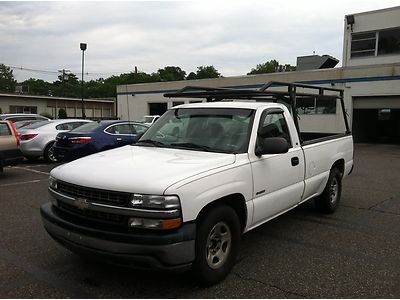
[
  {"x1": 291, "y1": 157, "x2": 299, "y2": 166},
  {"x1": 116, "y1": 138, "x2": 122, "y2": 141}
]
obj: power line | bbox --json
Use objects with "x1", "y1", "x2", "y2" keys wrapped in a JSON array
[{"x1": 3, "y1": 63, "x2": 135, "y2": 78}]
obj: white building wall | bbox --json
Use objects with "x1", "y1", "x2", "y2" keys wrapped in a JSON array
[
  {"x1": 343, "y1": 6, "x2": 400, "y2": 67},
  {"x1": 117, "y1": 64, "x2": 400, "y2": 134}
]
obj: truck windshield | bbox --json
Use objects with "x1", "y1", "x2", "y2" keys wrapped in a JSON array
[{"x1": 137, "y1": 108, "x2": 255, "y2": 154}]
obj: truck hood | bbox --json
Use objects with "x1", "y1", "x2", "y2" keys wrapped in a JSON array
[{"x1": 51, "y1": 145, "x2": 236, "y2": 194}]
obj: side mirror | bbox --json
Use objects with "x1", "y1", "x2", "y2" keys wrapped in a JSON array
[{"x1": 255, "y1": 137, "x2": 289, "y2": 156}]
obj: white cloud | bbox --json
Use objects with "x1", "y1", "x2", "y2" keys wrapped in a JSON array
[{"x1": 1, "y1": 0, "x2": 399, "y2": 81}]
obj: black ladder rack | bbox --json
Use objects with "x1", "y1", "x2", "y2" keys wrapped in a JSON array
[{"x1": 164, "y1": 81, "x2": 350, "y2": 135}]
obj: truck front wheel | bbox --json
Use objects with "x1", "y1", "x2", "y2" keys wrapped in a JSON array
[
  {"x1": 192, "y1": 205, "x2": 241, "y2": 286},
  {"x1": 315, "y1": 168, "x2": 342, "y2": 214}
]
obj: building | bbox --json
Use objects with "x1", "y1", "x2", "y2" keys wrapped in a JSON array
[
  {"x1": 116, "y1": 6, "x2": 400, "y2": 144},
  {"x1": 0, "y1": 93, "x2": 116, "y2": 119}
]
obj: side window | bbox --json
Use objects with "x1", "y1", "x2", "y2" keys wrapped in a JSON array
[
  {"x1": 259, "y1": 112, "x2": 292, "y2": 147},
  {"x1": 106, "y1": 124, "x2": 132, "y2": 135},
  {"x1": 57, "y1": 122, "x2": 85, "y2": 131},
  {"x1": 0, "y1": 123, "x2": 11, "y2": 136},
  {"x1": 56, "y1": 124, "x2": 66, "y2": 130},
  {"x1": 68, "y1": 122, "x2": 86, "y2": 130}
]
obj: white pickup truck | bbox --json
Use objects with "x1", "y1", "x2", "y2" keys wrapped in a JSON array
[{"x1": 41, "y1": 82, "x2": 353, "y2": 285}]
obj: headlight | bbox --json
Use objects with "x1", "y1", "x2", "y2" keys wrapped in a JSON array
[
  {"x1": 130, "y1": 194, "x2": 180, "y2": 209},
  {"x1": 49, "y1": 176, "x2": 58, "y2": 190}
]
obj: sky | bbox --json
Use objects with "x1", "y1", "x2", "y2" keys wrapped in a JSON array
[{"x1": 1, "y1": 0, "x2": 400, "y2": 82}]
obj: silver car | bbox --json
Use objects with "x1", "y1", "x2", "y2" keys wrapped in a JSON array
[{"x1": 19, "y1": 119, "x2": 92, "y2": 162}]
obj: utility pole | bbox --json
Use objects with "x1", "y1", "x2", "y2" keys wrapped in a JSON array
[{"x1": 57, "y1": 69, "x2": 70, "y2": 119}]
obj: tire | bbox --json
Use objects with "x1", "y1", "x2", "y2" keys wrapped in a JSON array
[
  {"x1": 315, "y1": 168, "x2": 342, "y2": 214},
  {"x1": 192, "y1": 205, "x2": 241, "y2": 286},
  {"x1": 44, "y1": 142, "x2": 58, "y2": 163}
]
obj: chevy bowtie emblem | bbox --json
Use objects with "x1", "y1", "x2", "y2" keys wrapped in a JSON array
[{"x1": 74, "y1": 198, "x2": 89, "y2": 210}]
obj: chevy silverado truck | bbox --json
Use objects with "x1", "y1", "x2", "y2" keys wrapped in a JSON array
[{"x1": 41, "y1": 82, "x2": 353, "y2": 285}]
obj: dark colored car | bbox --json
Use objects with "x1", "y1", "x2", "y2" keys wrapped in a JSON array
[{"x1": 53, "y1": 120, "x2": 149, "y2": 161}]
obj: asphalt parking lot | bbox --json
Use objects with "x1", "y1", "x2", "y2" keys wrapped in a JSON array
[{"x1": 0, "y1": 143, "x2": 399, "y2": 298}]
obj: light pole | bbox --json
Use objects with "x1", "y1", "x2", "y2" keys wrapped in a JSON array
[{"x1": 80, "y1": 43, "x2": 87, "y2": 119}]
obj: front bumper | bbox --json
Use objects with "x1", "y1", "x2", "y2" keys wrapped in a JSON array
[{"x1": 40, "y1": 203, "x2": 196, "y2": 271}]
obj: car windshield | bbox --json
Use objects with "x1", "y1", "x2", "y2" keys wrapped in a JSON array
[
  {"x1": 23, "y1": 120, "x2": 51, "y2": 129},
  {"x1": 137, "y1": 108, "x2": 255, "y2": 154},
  {"x1": 70, "y1": 122, "x2": 102, "y2": 133}
]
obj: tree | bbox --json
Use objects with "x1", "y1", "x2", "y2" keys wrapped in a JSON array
[
  {"x1": 189, "y1": 66, "x2": 222, "y2": 80},
  {"x1": 186, "y1": 72, "x2": 197, "y2": 80},
  {"x1": 247, "y1": 60, "x2": 279, "y2": 75},
  {"x1": 247, "y1": 60, "x2": 296, "y2": 75},
  {"x1": 0, "y1": 64, "x2": 17, "y2": 93},
  {"x1": 157, "y1": 66, "x2": 186, "y2": 82},
  {"x1": 51, "y1": 73, "x2": 81, "y2": 98},
  {"x1": 21, "y1": 78, "x2": 52, "y2": 96}
]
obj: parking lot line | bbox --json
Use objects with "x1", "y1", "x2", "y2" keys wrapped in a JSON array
[
  {"x1": 10, "y1": 166, "x2": 50, "y2": 176},
  {"x1": 0, "y1": 179, "x2": 48, "y2": 187}
]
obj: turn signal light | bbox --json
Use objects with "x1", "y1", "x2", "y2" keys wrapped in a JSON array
[{"x1": 128, "y1": 217, "x2": 182, "y2": 230}]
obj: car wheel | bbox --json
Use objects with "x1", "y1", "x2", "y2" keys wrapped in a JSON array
[
  {"x1": 44, "y1": 142, "x2": 58, "y2": 163},
  {"x1": 315, "y1": 168, "x2": 342, "y2": 214},
  {"x1": 192, "y1": 205, "x2": 241, "y2": 286}
]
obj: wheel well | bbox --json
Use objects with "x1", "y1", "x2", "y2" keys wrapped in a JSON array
[
  {"x1": 196, "y1": 194, "x2": 247, "y2": 233},
  {"x1": 331, "y1": 159, "x2": 345, "y2": 176}
]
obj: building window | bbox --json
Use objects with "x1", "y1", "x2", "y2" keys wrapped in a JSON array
[
  {"x1": 9, "y1": 105, "x2": 38, "y2": 114},
  {"x1": 351, "y1": 32, "x2": 377, "y2": 58},
  {"x1": 297, "y1": 96, "x2": 336, "y2": 115},
  {"x1": 378, "y1": 28, "x2": 400, "y2": 55},
  {"x1": 351, "y1": 27, "x2": 400, "y2": 58}
]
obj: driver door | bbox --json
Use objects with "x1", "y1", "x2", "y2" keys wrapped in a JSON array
[{"x1": 250, "y1": 109, "x2": 305, "y2": 227}]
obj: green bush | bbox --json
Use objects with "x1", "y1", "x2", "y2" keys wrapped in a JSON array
[{"x1": 58, "y1": 108, "x2": 67, "y2": 119}]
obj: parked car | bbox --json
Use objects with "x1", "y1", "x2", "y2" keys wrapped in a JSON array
[
  {"x1": 19, "y1": 119, "x2": 92, "y2": 162},
  {"x1": 0, "y1": 120, "x2": 24, "y2": 173},
  {"x1": 0, "y1": 113, "x2": 50, "y2": 123},
  {"x1": 41, "y1": 82, "x2": 353, "y2": 286},
  {"x1": 53, "y1": 120, "x2": 149, "y2": 161},
  {"x1": 139, "y1": 115, "x2": 160, "y2": 126},
  {"x1": 14, "y1": 119, "x2": 46, "y2": 130}
]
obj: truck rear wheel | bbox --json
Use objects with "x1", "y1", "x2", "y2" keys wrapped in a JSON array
[
  {"x1": 192, "y1": 205, "x2": 241, "y2": 286},
  {"x1": 315, "y1": 168, "x2": 342, "y2": 214}
]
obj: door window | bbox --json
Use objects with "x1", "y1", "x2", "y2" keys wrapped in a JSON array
[
  {"x1": 0, "y1": 123, "x2": 11, "y2": 136},
  {"x1": 259, "y1": 111, "x2": 292, "y2": 147},
  {"x1": 105, "y1": 124, "x2": 132, "y2": 135}
]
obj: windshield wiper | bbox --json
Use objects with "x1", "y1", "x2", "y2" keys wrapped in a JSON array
[
  {"x1": 170, "y1": 142, "x2": 214, "y2": 152},
  {"x1": 136, "y1": 139, "x2": 165, "y2": 147}
]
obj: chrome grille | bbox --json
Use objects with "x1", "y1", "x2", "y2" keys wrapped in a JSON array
[{"x1": 57, "y1": 181, "x2": 131, "y2": 206}]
